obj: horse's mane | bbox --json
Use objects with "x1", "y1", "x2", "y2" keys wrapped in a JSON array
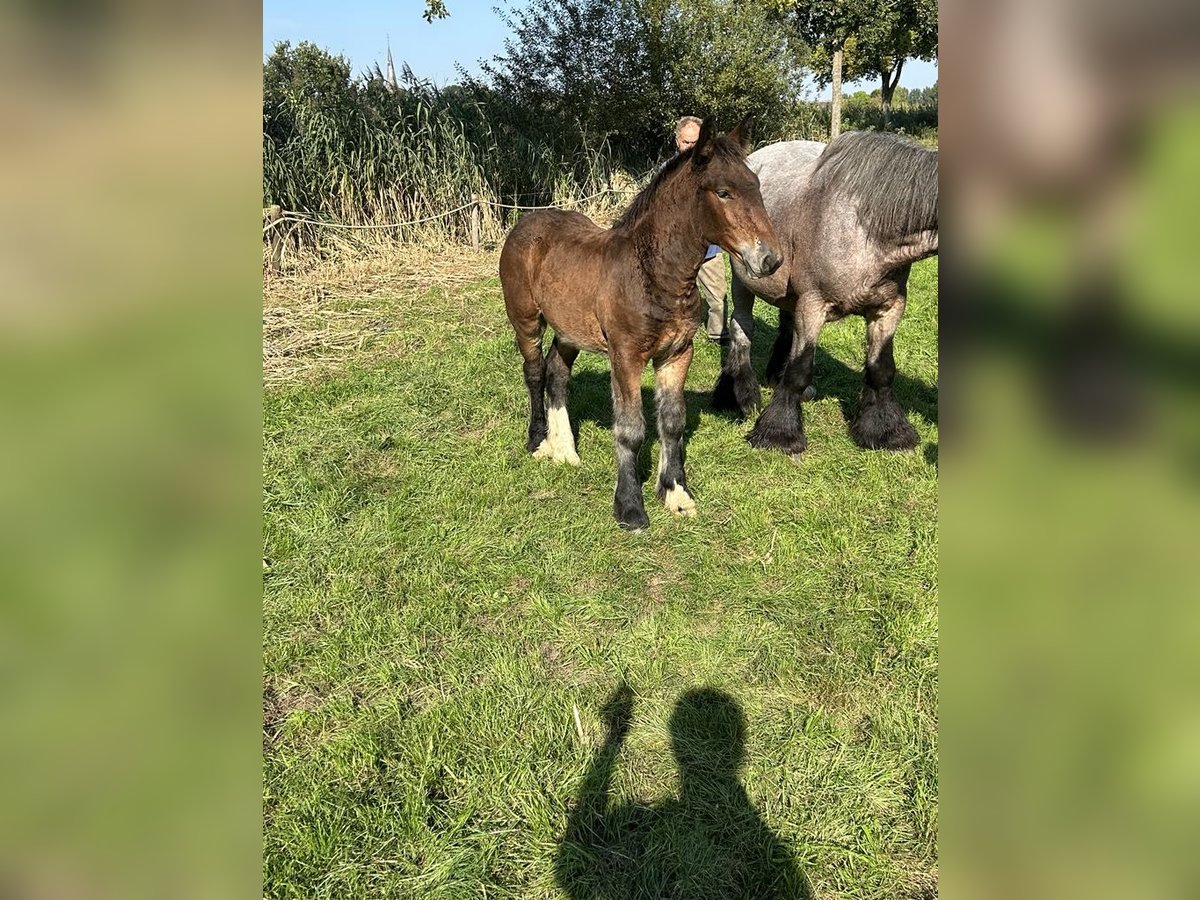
[
  {"x1": 808, "y1": 131, "x2": 938, "y2": 243},
  {"x1": 613, "y1": 135, "x2": 747, "y2": 230}
]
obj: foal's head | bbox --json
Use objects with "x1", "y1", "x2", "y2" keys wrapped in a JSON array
[{"x1": 689, "y1": 117, "x2": 782, "y2": 278}]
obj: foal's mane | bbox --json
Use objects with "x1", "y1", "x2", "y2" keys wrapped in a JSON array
[
  {"x1": 612, "y1": 135, "x2": 747, "y2": 231},
  {"x1": 808, "y1": 131, "x2": 938, "y2": 243}
]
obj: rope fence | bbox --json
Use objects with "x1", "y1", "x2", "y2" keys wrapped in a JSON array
[{"x1": 262, "y1": 187, "x2": 643, "y2": 271}]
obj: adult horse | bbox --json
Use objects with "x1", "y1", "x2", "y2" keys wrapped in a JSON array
[
  {"x1": 501, "y1": 118, "x2": 781, "y2": 530},
  {"x1": 712, "y1": 131, "x2": 938, "y2": 454}
]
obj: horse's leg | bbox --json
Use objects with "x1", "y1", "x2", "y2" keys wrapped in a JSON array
[
  {"x1": 653, "y1": 345, "x2": 696, "y2": 517},
  {"x1": 515, "y1": 318, "x2": 548, "y2": 453},
  {"x1": 765, "y1": 307, "x2": 817, "y2": 401},
  {"x1": 746, "y1": 298, "x2": 826, "y2": 454},
  {"x1": 711, "y1": 275, "x2": 761, "y2": 418},
  {"x1": 534, "y1": 336, "x2": 580, "y2": 465},
  {"x1": 765, "y1": 308, "x2": 793, "y2": 389},
  {"x1": 850, "y1": 297, "x2": 919, "y2": 450},
  {"x1": 610, "y1": 348, "x2": 650, "y2": 530}
]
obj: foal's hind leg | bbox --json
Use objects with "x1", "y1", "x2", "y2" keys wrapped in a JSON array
[
  {"x1": 654, "y1": 346, "x2": 696, "y2": 517},
  {"x1": 514, "y1": 319, "x2": 548, "y2": 453},
  {"x1": 711, "y1": 276, "x2": 761, "y2": 418},
  {"x1": 747, "y1": 297, "x2": 825, "y2": 455},
  {"x1": 533, "y1": 336, "x2": 580, "y2": 465},
  {"x1": 610, "y1": 347, "x2": 650, "y2": 530},
  {"x1": 850, "y1": 297, "x2": 919, "y2": 450}
]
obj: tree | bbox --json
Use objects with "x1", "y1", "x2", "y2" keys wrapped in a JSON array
[
  {"x1": 776, "y1": 0, "x2": 936, "y2": 135},
  {"x1": 774, "y1": 0, "x2": 869, "y2": 138},
  {"x1": 477, "y1": 0, "x2": 804, "y2": 165},
  {"x1": 853, "y1": 0, "x2": 937, "y2": 125},
  {"x1": 422, "y1": 1, "x2": 449, "y2": 22},
  {"x1": 263, "y1": 41, "x2": 359, "y2": 146}
]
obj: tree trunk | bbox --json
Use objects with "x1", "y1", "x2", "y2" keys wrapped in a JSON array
[
  {"x1": 880, "y1": 58, "x2": 904, "y2": 129},
  {"x1": 830, "y1": 46, "x2": 843, "y2": 139}
]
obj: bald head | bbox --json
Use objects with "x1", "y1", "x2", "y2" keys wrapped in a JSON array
[{"x1": 674, "y1": 116, "x2": 703, "y2": 153}]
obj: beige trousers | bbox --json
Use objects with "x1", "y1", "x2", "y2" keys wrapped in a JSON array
[{"x1": 696, "y1": 253, "x2": 728, "y2": 338}]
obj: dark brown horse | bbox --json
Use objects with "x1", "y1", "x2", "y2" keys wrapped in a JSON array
[{"x1": 500, "y1": 118, "x2": 782, "y2": 529}]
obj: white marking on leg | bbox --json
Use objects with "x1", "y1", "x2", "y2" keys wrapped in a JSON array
[
  {"x1": 663, "y1": 484, "x2": 697, "y2": 517},
  {"x1": 545, "y1": 405, "x2": 579, "y2": 465}
]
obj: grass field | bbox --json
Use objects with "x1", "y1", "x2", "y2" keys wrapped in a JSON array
[{"x1": 263, "y1": 250, "x2": 938, "y2": 899}]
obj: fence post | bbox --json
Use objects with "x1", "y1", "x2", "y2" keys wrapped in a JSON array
[
  {"x1": 265, "y1": 204, "x2": 284, "y2": 273},
  {"x1": 470, "y1": 194, "x2": 481, "y2": 251}
]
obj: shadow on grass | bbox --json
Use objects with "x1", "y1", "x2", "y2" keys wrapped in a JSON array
[
  {"x1": 555, "y1": 683, "x2": 812, "y2": 900},
  {"x1": 711, "y1": 312, "x2": 939, "y2": 431},
  {"x1": 568, "y1": 368, "x2": 710, "y2": 483}
]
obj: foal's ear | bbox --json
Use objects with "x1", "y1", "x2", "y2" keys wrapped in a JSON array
[
  {"x1": 727, "y1": 114, "x2": 754, "y2": 151},
  {"x1": 692, "y1": 117, "x2": 717, "y2": 166}
]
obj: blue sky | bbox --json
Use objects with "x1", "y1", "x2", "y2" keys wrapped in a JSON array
[{"x1": 263, "y1": 0, "x2": 937, "y2": 99}]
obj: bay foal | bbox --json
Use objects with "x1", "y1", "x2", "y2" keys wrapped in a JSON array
[{"x1": 500, "y1": 118, "x2": 781, "y2": 529}]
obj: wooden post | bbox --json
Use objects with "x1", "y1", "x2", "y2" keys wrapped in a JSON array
[
  {"x1": 265, "y1": 204, "x2": 284, "y2": 273},
  {"x1": 830, "y1": 46, "x2": 844, "y2": 140},
  {"x1": 470, "y1": 194, "x2": 481, "y2": 251}
]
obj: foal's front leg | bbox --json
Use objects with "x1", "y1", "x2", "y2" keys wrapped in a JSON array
[
  {"x1": 654, "y1": 346, "x2": 696, "y2": 517},
  {"x1": 610, "y1": 349, "x2": 650, "y2": 530}
]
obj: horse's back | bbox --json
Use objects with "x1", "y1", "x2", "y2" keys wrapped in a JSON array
[
  {"x1": 499, "y1": 208, "x2": 615, "y2": 351},
  {"x1": 747, "y1": 140, "x2": 827, "y2": 218}
]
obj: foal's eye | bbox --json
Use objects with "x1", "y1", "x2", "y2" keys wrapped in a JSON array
[{"x1": 715, "y1": 189, "x2": 732, "y2": 200}]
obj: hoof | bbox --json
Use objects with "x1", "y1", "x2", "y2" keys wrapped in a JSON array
[
  {"x1": 746, "y1": 402, "x2": 807, "y2": 454},
  {"x1": 746, "y1": 423, "x2": 807, "y2": 455},
  {"x1": 712, "y1": 370, "x2": 761, "y2": 419},
  {"x1": 657, "y1": 482, "x2": 697, "y2": 517},
  {"x1": 616, "y1": 505, "x2": 650, "y2": 531},
  {"x1": 850, "y1": 399, "x2": 918, "y2": 450},
  {"x1": 525, "y1": 428, "x2": 548, "y2": 453},
  {"x1": 532, "y1": 437, "x2": 581, "y2": 465}
]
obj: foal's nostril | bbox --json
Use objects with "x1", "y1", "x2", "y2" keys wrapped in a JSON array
[{"x1": 762, "y1": 251, "x2": 781, "y2": 275}]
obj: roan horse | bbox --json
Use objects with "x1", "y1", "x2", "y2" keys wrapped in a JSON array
[
  {"x1": 712, "y1": 131, "x2": 938, "y2": 454},
  {"x1": 500, "y1": 118, "x2": 782, "y2": 530}
]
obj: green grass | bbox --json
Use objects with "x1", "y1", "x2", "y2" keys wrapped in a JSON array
[{"x1": 263, "y1": 258, "x2": 938, "y2": 899}]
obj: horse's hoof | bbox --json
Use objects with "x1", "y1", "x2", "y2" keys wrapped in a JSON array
[
  {"x1": 712, "y1": 372, "x2": 760, "y2": 419},
  {"x1": 851, "y1": 400, "x2": 918, "y2": 450},
  {"x1": 801, "y1": 384, "x2": 816, "y2": 402},
  {"x1": 657, "y1": 483, "x2": 697, "y2": 517},
  {"x1": 532, "y1": 437, "x2": 581, "y2": 465},
  {"x1": 746, "y1": 421, "x2": 807, "y2": 455},
  {"x1": 617, "y1": 510, "x2": 650, "y2": 531}
]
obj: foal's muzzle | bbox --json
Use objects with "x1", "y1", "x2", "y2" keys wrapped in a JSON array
[{"x1": 740, "y1": 240, "x2": 782, "y2": 278}]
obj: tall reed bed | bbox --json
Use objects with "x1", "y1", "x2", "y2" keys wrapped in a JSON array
[{"x1": 263, "y1": 63, "x2": 636, "y2": 255}]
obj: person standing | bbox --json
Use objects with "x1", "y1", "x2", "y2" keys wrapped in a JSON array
[{"x1": 673, "y1": 116, "x2": 729, "y2": 342}]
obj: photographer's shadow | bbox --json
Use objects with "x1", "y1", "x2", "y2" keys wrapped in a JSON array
[{"x1": 555, "y1": 684, "x2": 812, "y2": 899}]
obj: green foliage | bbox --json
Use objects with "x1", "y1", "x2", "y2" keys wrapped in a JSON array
[
  {"x1": 262, "y1": 40, "x2": 617, "y2": 234},
  {"x1": 475, "y1": 0, "x2": 810, "y2": 163},
  {"x1": 852, "y1": 0, "x2": 937, "y2": 107},
  {"x1": 777, "y1": 0, "x2": 936, "y2": 103},
  {"x1": 842, "y1": 85, "x2": 938, "y2": 139},
  {"x1": 423, "y1": 0, "x2": 449, "y2": 22}
]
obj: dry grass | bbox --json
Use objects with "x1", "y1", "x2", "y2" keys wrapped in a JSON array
[
  {"x1": 262, "y1": 243, "x2": 501, "y2": 388},
  {"x1": 261, "y1": 194, "x2": 636, "y2": 389}
]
